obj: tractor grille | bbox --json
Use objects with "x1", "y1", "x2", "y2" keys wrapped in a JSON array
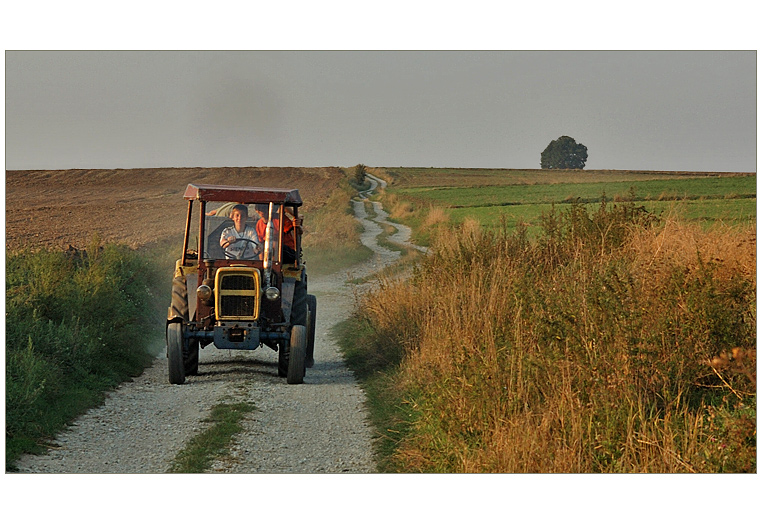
[
  {"x1": 221, "y1": 295, "x2": 257, "y2": 317},
  {"x1": 220, "y1": 274, "x2": 257, "y2": 291},
  {"x1": 215, "y1": 268, "x2": 260, "y2": 320}
]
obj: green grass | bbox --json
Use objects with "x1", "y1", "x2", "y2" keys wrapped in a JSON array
[
  {"x1": 396, "y1": 175, "x2": 755, "y2": 206},
  {"x1": 337, "y1": 198, "x2": 756, "y2": 472},
  {"x1": 168, "y1": 401, "x2": 257, "y2": 473},
  {"x1": 378, "y1": 171, "x2": 755, "y2": 244},
  {"x1": 444, "y1": 198, "x2": 756, "y2": 233},
  {"x1": 5, "y1": 240, "x2": 166, "y2": 469},
  {"x1": 303, "y1": 243, "x2": 374, "y2": 277},
  {"x1": 332, "y1": 315, "x2": 415, "y2": 472}
]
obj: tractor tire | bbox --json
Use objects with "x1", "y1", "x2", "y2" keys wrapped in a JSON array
[
  {"x1": 287, "y1": 325, "x2": 307, "y2": 384},
  {"x1": 290, "y1": 274, "x2": 308, "y2": 326},
  {"x1": 170, "y1": 273, "x2": 197, "y2": 378},
  {"x1": 184, "y1": 338, "x2": 199, "y2": 376},
  {"x1": 279, "y1": 271, "x2": 308, "y2": 380},
  {"x1": 170, "y1": 275, "x2": 190, "y2": 321},
  {"x1": 277, "y1": 340, "x2": 288, "y2": 378},
  {"x1": 167, "y1": 322, "x2": 186, "y2": 385},
  {"x1": 306, "y1": 294, "x2": 317, "y2": 368}
]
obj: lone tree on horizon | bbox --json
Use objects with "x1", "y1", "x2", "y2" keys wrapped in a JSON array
[{"x1": 541, "y1": 136, "x2": 588, "y2": 169}]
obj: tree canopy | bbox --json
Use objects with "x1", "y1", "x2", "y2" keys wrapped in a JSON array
[{"x1": 540, "y1": 136, "x2": 588, "y2": 169}]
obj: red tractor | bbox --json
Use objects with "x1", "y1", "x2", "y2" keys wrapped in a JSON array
[{"x1": 167, "y1": 183, "x2": 316, "y2": 384}]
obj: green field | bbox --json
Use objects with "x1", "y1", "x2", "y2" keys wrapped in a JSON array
[
  {"x1": 381, "y1": 167, "x2": 753, "y2": 188},
  {"x1": 344, "y1": 167, "x2": 756, "y2": 473},
  {"x1": 377, "y1": 168, "x2": 756, "y2": 237}
]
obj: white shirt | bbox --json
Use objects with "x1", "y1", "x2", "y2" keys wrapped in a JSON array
[{"x1": 220, "y1": 225, "x2": 261, "y2": 260}]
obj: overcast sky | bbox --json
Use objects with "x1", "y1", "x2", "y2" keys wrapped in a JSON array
[{"x1": 3, "y1": 50, "x2": 757, "y2": 172}]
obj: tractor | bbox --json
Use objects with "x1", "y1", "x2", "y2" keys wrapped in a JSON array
[{"x1": 166, "y1": 183, "x2": 316, "y2": 385}]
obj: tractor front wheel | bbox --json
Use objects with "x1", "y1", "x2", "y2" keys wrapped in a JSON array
[
  {"x1": 167, "y1": 322, "x2": 186, "y2": 385},
  {"x1": 184, "y1": 338, "x2": 199, "y2": 376}
]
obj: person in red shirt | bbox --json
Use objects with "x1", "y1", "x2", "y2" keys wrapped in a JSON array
[{"x1": 254, "y1": 204, "x2": 299, "y2": 263}]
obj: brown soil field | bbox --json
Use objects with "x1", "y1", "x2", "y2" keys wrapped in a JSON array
[{"x1": 5, "y1": 167, "x2": 345, "y2": 252}]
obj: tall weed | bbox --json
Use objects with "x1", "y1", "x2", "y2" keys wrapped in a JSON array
[
  {"x1": 6, "y1": 242, "x2": 161, "y2": 466},
  {"x1": 347, "y1": 200, "x2": 755, "y2": 472}
]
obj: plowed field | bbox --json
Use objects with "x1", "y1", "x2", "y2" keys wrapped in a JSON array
[{"x1": 5, "y1": 166, "x2": 344, "y2": 252}]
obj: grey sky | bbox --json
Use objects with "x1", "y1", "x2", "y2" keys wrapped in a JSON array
[{"x1": 4, "y1": 50, "x2": 757, "y2": 172}]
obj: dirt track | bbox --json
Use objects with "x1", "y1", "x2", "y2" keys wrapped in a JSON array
[{"x1": 9, "y1": 167, "x2": 409, "y2": 473}]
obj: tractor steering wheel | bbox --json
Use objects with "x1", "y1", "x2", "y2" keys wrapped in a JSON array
[{"x1": 222, "y1": 237, "x2": 262, "y2": 260}]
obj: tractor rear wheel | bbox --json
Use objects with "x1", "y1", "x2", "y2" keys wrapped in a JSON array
[
  {"x1": 287, "y1": 325, "x2": 307, "y2": 384},
  {"x1": 277, "y1": 340, "x2": 288, "y2": 377},
  {"x1": 306, "y1": 294, "x2": 317, "y2": 367},
  {"x1": 170, "y1": 274, "x2": 190, "y2": 320}
]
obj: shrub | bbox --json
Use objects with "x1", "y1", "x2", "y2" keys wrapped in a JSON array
[
  {"x1": 5, "y1": 242, "x2": 161, "y2": 466},
  {"x1": 354, "y1": 164, "x2": 367, "y2": 185},
  {"x1": 347, "y1": 199, "x2": 756, "y2": 472}
]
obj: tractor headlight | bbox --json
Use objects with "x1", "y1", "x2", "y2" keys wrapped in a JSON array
[
  {"x1": 265, "y1": 286, "x2": 280, "y2": 300},
  {"x1": 197, "y1": 284, "x2": 213, "y2": 301}
]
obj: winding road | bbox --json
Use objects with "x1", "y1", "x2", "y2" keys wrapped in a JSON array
[{"x1": 14, "y1": 174, "x2": 421, "y2": 474}]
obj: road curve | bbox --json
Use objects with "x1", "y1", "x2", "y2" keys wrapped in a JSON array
[{"x1": 14, "y1": 174, "x2": 420, "y2": 474}]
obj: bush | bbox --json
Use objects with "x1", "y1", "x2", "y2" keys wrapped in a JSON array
[
  {"x1": 354, "y1": 164, "x2": 367, "y2": 185},
  {"x1": 346, "y1": 199, "x2": 756, "y2": 472},
  {"x1": 5, "y1": 242, "x2": 162, "y2": 467}
]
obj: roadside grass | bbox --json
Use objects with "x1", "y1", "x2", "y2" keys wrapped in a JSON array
[
  {"x1": 302, "y1": 179, "x2": 374, "y2": 276},
  {"x1": 168, "y1": 401, "x2": 257, "y2": 473},
  {"x1": 5, "y1": 239, "x2": 165, "y2": 468},
  {"x1": 332, "y1": 313, "x2": 418, "y2": 472},
  {"x1": 338, "y1": 198, "x2": 756, "y2": 472}
]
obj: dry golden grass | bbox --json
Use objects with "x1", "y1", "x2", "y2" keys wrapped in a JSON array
[
  {"x1": 302, "y1": 189, "x2": 361, "y2": 250},
  {"x1": 627, "y1": 212, "x2": 756, "y2": 288},
  {"x1": 422, "y1": 205, "x2": 451, "y2": 228},
  {"x1": 351, "y1": 205, "x2": 756, "y2": 473},
  {"x1": 384, "y1": 193, "x2": 416, "y2": 220},
  {"x1": 301, "y1": 180, "x2": 373, "y2": 274}
]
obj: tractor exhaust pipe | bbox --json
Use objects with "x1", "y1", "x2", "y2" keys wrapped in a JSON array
[{"x1": 264, "y1": 202, "x2": 275, "y2": 286}]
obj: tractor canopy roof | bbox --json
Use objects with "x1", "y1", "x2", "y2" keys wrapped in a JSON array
[{"x1": 183, "y1": 183, "x2": 302, "y2": 206}]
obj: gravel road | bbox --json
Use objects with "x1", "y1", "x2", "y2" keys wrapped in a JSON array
[{"x1": 14, "y1": 177, "x2": 408, "y2": 474}]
